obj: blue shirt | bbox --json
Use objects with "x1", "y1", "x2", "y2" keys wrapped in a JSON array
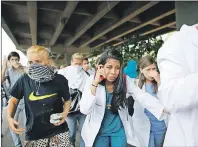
[
  {"x1": 98, "y1": 86, "x2": 125, "y2": 136},
  {"x1": 144, "y1": 83, "x2": 167, "y2": 131}
]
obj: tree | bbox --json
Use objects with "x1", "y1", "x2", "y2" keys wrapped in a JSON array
[{"x1": 90, "y1": 34, "x2": 164, "y2": 67}]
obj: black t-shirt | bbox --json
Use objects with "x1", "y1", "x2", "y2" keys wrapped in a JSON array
[{"x1": 10, "y1": 73, "x2": 70, "y2": 141}]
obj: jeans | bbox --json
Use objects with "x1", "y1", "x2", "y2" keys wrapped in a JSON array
[
  {"x1": 10, "y1": 99, "x2": 26, "y2": 147},
  {"x1": 148, "y1": 129, "x2": 167, "y2": 147},
  {"x1": 145, "y1": 109, "x2": 167, "y2": 147},
  {"x1": 66, "y1": 111, "x2": 86, "y2": 147},
  {"x1": 94, "y1": 135, "x2": 127, "y2": 147},
  {"x1": 1, "y1": 98, "x2": 3, "y2": 136}
]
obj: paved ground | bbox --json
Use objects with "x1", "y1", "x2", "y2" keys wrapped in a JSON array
[
  {"x1": 1, "y1": 107, "x2": 24, "y2": 147},
  {"x1": 1, "y1": 106, "x2": 80, "y2": 147}
]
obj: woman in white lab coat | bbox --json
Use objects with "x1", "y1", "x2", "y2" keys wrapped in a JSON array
[
  {"x1": 157, "y1": 24, "x2": 198, "y2": 146},
  {"x1": 138, "y1": 55, "x2": 167, "y2": 147},
  {"x1": 80, "y1": 49, "x2": 167, "y2": 147}
]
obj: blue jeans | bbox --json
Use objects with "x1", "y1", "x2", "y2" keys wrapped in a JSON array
[
  {"x1": 94, "y1": 135, "x2": 127, "y2": 147},
  {"x1": 149, "y1": 129, "x2": 167, "y2": 147},
  {"x1": 10, "y1": 99, "x2": 26, "y2": 147},
  {"x1": 1, "y1": 98, "x2": 3, "y2": 135},
  {"x1": 66, "y1": 111, "x2": 86, "y2": 147},
  {"x1": 145, "y1": 109, "x2": 167, "y2": 147}
]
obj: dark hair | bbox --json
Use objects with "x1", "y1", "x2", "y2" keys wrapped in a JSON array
[
  {"x1": 7, "y1": 52, "x2": 20, "y2": 61},
  {"x1": 83, "y1": 58, "x2": 89, "y2": 61},
  {"x1": 98, "y1": 49, "x2": 126, "y2": 113}
]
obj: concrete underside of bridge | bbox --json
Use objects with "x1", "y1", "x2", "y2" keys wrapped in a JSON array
[{"x1": 1, "y1": 1, "x2": 198, "y2": 65}]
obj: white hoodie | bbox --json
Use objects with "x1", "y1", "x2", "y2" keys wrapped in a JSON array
[
  {"x1": 58, "y1": 65, "x2": 88, "y2": 92},
  {"x1": 157, "y1": 24, "x2": 198, "y2": 146}
]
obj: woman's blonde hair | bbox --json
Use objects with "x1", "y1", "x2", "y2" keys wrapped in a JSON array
[
  {"x1": 138, "y1": 55, "x2": 158, "y2": 92},
  {"x1": 27, "y1": 45, "x2": 49, "y2": 58},
  {"x1": 27, "y1": 45, "x2": 55, "y2": 66}
]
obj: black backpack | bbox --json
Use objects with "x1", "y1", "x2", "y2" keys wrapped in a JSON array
[
  {"x1": 69, "y1": 88, "x2": 82, "y2": 113},
  {"x1": 124, "y1": 74, "x2": 135, "y2": 117}
]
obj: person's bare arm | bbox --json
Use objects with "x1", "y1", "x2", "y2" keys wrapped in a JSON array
[
  {"x1": 7, "y1": 97, "x2": 25, "y2": 134},
  {"x1": 91, "y1": 65, "x2": 106, "y2": 96},
  {"x1": 62, "y1": 100, "x2": 71, "y2": 117},
  {"x1": 7, "y1": 97, "x2": 18, "y2": 118},
  {"x1": 2, "y1": 59, "x2": 8, "y2": 83},
  {"x1": 54, "y1": 100, "x2": 71, "y2": 126}
]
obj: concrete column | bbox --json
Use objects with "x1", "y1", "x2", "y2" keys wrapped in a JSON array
[
  {"x1": 175, "y1": 1, "x2": 198, "y2": 30},
  {"x1": 66, "y1": 53, "x2": 71, "y2": 66}
]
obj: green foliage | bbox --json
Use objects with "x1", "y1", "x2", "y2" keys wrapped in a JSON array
[
  {"x1": 90, "y1": 34, "x2": 164, "y2": 66},
  {"x1": 89, "y1": 58, "x2": 96, "y2": 69}
]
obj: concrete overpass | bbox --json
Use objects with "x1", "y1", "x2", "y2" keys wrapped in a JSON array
[{"x1": 1, "y1": 1, "x2": 198, "y2": 65}]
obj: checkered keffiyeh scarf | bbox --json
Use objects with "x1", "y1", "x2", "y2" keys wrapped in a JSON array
[{"x1": 27, "y1": 64, "x2": 56, "y2": 83}]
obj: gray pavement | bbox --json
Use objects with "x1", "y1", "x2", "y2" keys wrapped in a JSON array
[{"x1": 1, "y1": 107, "x2": 24, "y2": 147}]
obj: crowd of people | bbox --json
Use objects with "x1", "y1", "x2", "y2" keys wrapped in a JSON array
[{"x1": 1, "y1": 24, "x2": 198, "y2": 147}]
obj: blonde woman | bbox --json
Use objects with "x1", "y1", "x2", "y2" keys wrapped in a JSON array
[{"x1": 7, "y1": 45, "x2": 71, "y2": 147}]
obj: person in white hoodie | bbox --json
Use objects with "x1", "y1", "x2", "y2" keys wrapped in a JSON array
[
  {"x1": 80, "y1": 49, "x2": 168, "y2": 147},
  {"x1": 58, "y1": 53, "x2": 88, "y2": 147},
  {"x1": 157, "y1": 24, "x2": 198, "y2": 146}
]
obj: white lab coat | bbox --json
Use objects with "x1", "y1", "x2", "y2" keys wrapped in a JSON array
[
  {"x1": 157, "y1": 24, "x2": 198, "y2": 146},
  {"x1": 131, "y1": 80, "x2": 168, "y2": 147},
  {"x1": 79, "y1": 75, "x2": 166, "y2": 147}
]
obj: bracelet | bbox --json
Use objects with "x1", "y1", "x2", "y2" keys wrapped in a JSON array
[{"x1": 92, "y1": 84, "x2": 98, "y2": 87}]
